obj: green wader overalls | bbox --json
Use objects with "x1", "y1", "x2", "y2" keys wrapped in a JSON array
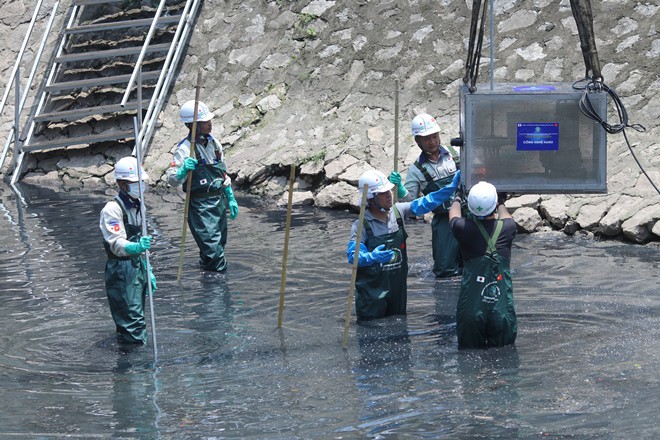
[
  {"x1": 184, "y1": 144, "x2": 230, "y2": 272},
  {"x1": 456, "y1": 220, "x2": 517, "y2": 348},
  {"x1": 355, "y1": 207, "x2": 409, "y2": 321},
  {"x1": 103, "y1": 198, "x2": 148, "y2": 344},
  {"x1": 414, "y1": 158, "x2": 462, "y2": 278}
]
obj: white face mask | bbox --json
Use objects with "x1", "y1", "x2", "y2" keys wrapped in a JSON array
[{"x1": 127, "y1": 182, "x2": 142, "y2": 199}]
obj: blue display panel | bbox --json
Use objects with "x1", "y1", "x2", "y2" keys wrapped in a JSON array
[
  {"x1": 512, "y1": 85, "x2": 556, "y2": 92},
  {"x1": 516, "y1": 122, "x2": 559, "y2": 151}
]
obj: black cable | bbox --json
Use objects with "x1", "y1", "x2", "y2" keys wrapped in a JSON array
[
  {"x1": 573, "y1": 78, "x2": 659, "y2": 195},
  {"x1": 464, "y1": 0, "x2": 488, "y2": 91}
]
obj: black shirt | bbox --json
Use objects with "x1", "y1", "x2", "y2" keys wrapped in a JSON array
[{"x1": 450, "y1": 217, "x2": 517, "y2": 260}]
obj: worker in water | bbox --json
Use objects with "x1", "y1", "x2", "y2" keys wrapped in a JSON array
[
  {"x1": 347, "y1": 169, "x2": 461, "y2": 321},
  {"x1": 449, "y1": 181, "x2": 517, "y2": 348},
  {"x1": 166, "y1": 100, "x2": 239, "y2": 272},
  {"x1": 100, "y1": 156, "x2": 156, "y2": 345},
  {"x1": 389, "y1": 113, "x2": 462, "y2": 278}
]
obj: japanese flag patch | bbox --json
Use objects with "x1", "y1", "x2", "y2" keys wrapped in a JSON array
[
  {"x1": 109, "y1": 220, "x2": 121, "y2": 232},
  {"x1": 476, "y1": 275, "x2": 485, "y2": 283},
  {"x1": 199, "y1": 178, "x2": 208, "y2": 185}
]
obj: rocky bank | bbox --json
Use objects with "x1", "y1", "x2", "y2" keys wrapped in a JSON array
[{"x1": 1, "y1": 0, "x2": 659, "y2": 242}]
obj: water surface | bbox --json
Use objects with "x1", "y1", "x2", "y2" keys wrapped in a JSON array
[{"x1": 0, "y1": 183, "x2": 658, "y2": 439}]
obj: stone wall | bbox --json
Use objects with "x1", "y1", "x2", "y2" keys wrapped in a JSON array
[{"x1": 1, "y1": 0, "x2": 659, "y2": 242}]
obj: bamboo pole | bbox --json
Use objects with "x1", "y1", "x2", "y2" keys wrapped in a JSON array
[
  {"x1": 393, "y1": 79, "x2": 400, "y2": 203},
  {"x1": 176, "y1": 70, "x2": 203, "y2": 287},
  {"x1": 277, "y1": 164, "x2": 297, "y2": 328},
  {"x1": 342, "y1": 184, "x2": 369, "y2": 349}
]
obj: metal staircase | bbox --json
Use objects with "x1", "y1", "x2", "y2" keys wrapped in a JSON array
[{"x1": 4, "y1": 0, "x2": 201, "y2": 184}]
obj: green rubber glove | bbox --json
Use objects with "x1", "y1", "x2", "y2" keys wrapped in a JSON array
[
  {"x1": 125, "y1": 235, "x2": 152, "y2": 255},
  {"x1": 389, "y1": 171, "x2": 408, "y2": 199},
  {"x1": 223, "y1": 186, "x2": 239, "y2": 220},
  {"x1": 175, "y1": 157, "x2": 198, "y2": 180}
]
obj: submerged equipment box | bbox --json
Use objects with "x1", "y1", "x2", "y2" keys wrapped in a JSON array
[{"x1": 458, "y1": 83, "x2": 608, "y2": 193}]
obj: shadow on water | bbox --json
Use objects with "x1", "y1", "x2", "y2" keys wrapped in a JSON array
[{"x1": 0, "y1": 182, "x2": 659, "y2": 439}]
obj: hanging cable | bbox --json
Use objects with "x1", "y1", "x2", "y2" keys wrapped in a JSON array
[
  {"x1": 574, "y1": 79, "x2": 658, "y2": 195},
  {"x1": 463, "y1": 0, "x2": 489, "y2": 92},
  {"x1": 569, "y1": 0, "x2": 658, "y2": 195}
]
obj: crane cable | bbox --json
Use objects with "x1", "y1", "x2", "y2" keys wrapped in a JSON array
[{"x1": 463, "y1": 0, "x2": 489, "y2": 92}]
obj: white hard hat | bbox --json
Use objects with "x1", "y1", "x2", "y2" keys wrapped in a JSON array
[
  {"x1": 358, "y1": 169, "x2": 395, "y2": 199},
  {"x1": 114, "y1": 156, "x2": 148, "y2": 182},
  {"x1": 179, "y1": 100, "x2": 214, "y2": 123},
  {"x1": 468, "y1": 181, "x2": 498, "y2": 218},
  {"x1": 411, "y1": 113, "x2": 441, "y2": 137}
]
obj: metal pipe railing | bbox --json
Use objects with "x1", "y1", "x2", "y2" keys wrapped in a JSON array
[
  {"x1": 1, "y1": 1, "x2": 60, "y2": 170},
  {"x1": 120, "y1": 0, "x2": 168, "y2": 108},
  {"x1": 0, "y1": 0, "x2": 43, "y2": 117},
  {"x1": 139, "y1": 0, "x2": 200, "y2": 156},
  {"x1": 11, "y1": 4, "x2": 80, "y2": 185}
]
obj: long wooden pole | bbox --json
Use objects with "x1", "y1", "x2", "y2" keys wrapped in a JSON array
[
  {"x1": 277, "y1": 164, "x2": 296, "y2": 328},
  {"x1": 342, "y1": 184, "x2": 369, "y2": 349},
  {"x1": 393, "y1": 79, "x2": 400, "y2": 203},
  {"x1": 176, "y1": 70, "x2": 203, "y2": 287}
]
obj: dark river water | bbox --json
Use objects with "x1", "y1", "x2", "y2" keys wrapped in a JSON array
[{"x1": 0, "y1": 183, "x2": 658, "y2": 439}]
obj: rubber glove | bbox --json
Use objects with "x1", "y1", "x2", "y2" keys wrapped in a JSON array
[
  {"x1": 389, "y1": 171, "x2": 408, "y2": 199},
  {"x1": 370, "y1": 244, "x2": 394, "y2": 263},
  {"x1": 347, "y1": 241, "x2": 394, "y2": 266},
  {"x1": 223, "y1": 185, "x2": 239, "y2": 220},
  {"x1": 410, "y1": 170, "x2": 461, "y2": 217},
  {"x1": 175, "y1": 157, "x2": 198, "y2": 180},
  {"x1": 497, "y1": 191, "x2": 508, "y2": 205},
  {"x1": 125, "y1": 235, "x2": 152, "y2": 255},
  {"x1": 149, "y1": 268, "x2": 157, "y2": 292}
]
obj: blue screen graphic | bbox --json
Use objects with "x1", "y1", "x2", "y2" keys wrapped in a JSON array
[
  {"x1": 512, "y1": 85, "x2": 557, "y2": 92},
  {"x1": 516, "y1": 122, "x2": 559, "y2": 151}
]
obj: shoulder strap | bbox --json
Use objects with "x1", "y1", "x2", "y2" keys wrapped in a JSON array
[
  {"x1": 475, "y1": 220, "x2": 503, "y2": 255},
  {"x1": 393, "y1": 205, "x2": 405, "y2": 231},
  {"x1": 113, "y1": 197, "x2": 130, "y2": 227},
  {"x1": 361, "y1": 217, "x2": 373, "y2": 240},
  {"x1": 361, "y1": 207, "x2": 405, "y2": 239},
  {"x1": 413, "y1": 160, "x2": 434, "y2": 185},
  {"x1": 442, "y1": 144, "x2": 460, "y2": 166},
  {"x1": 444, "y1": 144, "x2": 458, "y2": 158}
]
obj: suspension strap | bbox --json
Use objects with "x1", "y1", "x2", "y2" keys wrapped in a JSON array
[
  {"x1": 463, "y1": 0, "x2": 489, "y2": 92},
  {"x1": 569, "y1": 0, "x2": 602, "y2": 82}
]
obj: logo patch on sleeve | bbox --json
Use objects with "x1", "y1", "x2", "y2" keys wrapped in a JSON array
[
  {"x1": 109, "y1": 220, "x2": 121, "y2": 232},
  {"x1": 476, "y1": 275, "x2": 485, "y2": 283}
]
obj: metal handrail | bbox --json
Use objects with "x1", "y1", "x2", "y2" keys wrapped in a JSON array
[
  {"x1": 11, "y1": 4, "x2": 79, "y2": 185},
  {"x1": 0, "y1": 2, "x2": 60, "y2": 171},
  {"x1": 0, "y1": 0, "x2": 43, "y2": 117},
  {"x1": 137, "y1": 0, "x2": 200, "y2": 157},
  {"x1": 120, "y1": 0, "x2": 169, "y2": 108}
]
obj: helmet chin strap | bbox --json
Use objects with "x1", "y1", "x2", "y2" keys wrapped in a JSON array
[{"x1": 371, "y1": 197, "x2": 390, "y2": 213}]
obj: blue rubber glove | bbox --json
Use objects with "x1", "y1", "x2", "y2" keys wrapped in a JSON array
[
  {"x1": 175, "y1": 157, "x2": 198, "y2": 180},
  {"x1": 371, "y1": 244, "x2": 394, "y2": 263},
  {"x1": 409, "y1": 170, "x2": 461, "y2": 217},
  {"x1": 389, "y1": 171, "x2": 408, "y2": 199},
  {"x1": 125, "y1": 235, "x2": 152, "y2": 255},
  {"x1": 347, "y1": 242, "x2": 394, "y2": 266},
  {"x1": 149, "y1": 268, "x2": 157, "y2": 292},
  {"x1": 223, "y1": 185, "x2": 239, "y2": 220}
]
